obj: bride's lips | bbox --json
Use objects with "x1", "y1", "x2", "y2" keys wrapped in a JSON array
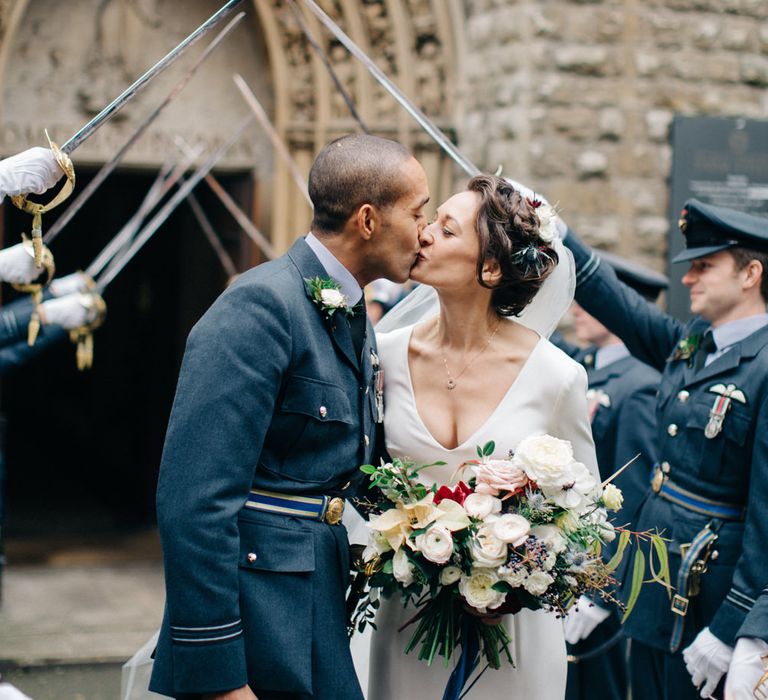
[{"x1": 414, "y1": 252, "x2": 428, "y2": 264}]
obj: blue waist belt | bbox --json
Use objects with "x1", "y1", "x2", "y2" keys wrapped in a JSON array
[
  {"x1": 657, "y1": 477, "x2": 745, "y2": 521},
  {"x1": 244, "y1": 488, "x2": 345, "y2": 525}
]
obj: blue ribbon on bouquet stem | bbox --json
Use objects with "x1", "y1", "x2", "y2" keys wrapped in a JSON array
[{"x1": 442, "y1": 617, "x2": 481, "y2": 700}]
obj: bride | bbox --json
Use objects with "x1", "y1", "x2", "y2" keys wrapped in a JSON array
[{"x1": 364, "y1": 174, "x2": 599, "y2": 699}]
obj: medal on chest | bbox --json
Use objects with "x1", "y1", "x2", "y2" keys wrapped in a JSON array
[
  {"x1": 704, "y1": 383, "x2": 746, "y2": 439},
  {"x1": 371, "y1": 350, "x2": 384, "y2": 424}
]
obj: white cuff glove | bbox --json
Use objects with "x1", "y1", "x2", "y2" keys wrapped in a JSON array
[
  {"x1": 0, "y1": 147, "x2": 64, "y2": 202},
  {"x1": 564, "y1": 595, "x2": 611, "y2": 644},
  {"x1": 683, "y1": 627, "x2": 734, "y2": 698},
  {"x1": 49, "y1": 272, "x2": 92, "y2": 297},
  {"x1": 0, "y1": 681, "x2": 33, "y2": 700},
  {"x1": 40, "y1": 294, "x2": 97, "y2": 330},
  {"x1": 725, "y1": 637, "x2": 768, "y2": 700},
  {"x1": 0, "y1": 243, "x2": 42, "y2": 284}
]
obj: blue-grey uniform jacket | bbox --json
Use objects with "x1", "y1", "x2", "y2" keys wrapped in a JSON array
[
  {"x1": 738, "y1": 587, "x2": 768, "y2": 642},
  {"x1": 150, "y1": 238, "x2": 378, "y2": 697},
  {"x1": 0, "y1": 296, "x2": 66, "y2": 373},
  {"x1": 565, "y1": 232, "x2": 768, "y2": 652}
]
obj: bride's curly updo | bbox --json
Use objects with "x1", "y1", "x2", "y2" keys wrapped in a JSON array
[{"x1": 468, "y1": 174, "x2": 559, "y2": 317}]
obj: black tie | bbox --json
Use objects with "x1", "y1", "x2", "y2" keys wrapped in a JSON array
[
  {"x1": 694, "y1": 330, "x2": 717, "y2": 371},
  {"x1": 349, "y1": 300, "x2": 367, "y2": 362}
]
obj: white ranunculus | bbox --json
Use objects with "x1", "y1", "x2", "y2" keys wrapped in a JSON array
[
  {"x1": 492, "y1": 513, "x2": 531, "y2": 546},
  {"x1": 530, "y1": 524, "x2": 568, "y2": 554},
  {"x1": 514, "y1": 434, "x2": 575, "y2": 491},
  {"x1": 471, "y1": 523, "x2": 508, "y2": 568},
  {"x1": 602, "y1": 484, "x2": 624, "y2": 512},
  {"x1": 498, "y1": 565, "x2": 528, "y2": 588},
  {"x1": 547, "y1": 461, "x2": 597, "y2": 511},
  {"x1": 319, "y1": 288, "x2": 347, "y2": 308},
  {"x1": 414, "y1": 525, "x2": 454, "y2": 565},
  {"x1": 463, "y1": 493, "x2": 502, "y2": 520},
  {"x1": 523, "y1": 570, "x2": 554, "y2": 596},
  {"x1": 543, "y1": 551, "x2": 558, "y2": 571},
  {"x1": 440, "y1": 565, "x2": 462, "y2": 585},
  {"x1": 458, "y1": 569, "x2": 507, "y2": 612},
  {"x1": 392, "y1": 548, "x2": 415, "y2": 586}
]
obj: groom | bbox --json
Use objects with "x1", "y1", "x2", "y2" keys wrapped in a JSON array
[{"x1": 150, "y1": 134, "x2": 430, "y2": 699}]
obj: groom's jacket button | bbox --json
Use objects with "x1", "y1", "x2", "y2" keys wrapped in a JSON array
[
  {"x1": 364, "y1": 434, "x2": 370, "y2": 446},
  {"x1": 247, "y1": 552, "x2": 257, "y2": 563},
  {"x1": 319, "y1": 405, "x2": 328, "y2": 418}
]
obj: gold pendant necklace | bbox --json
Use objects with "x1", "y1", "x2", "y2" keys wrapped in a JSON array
[{"x1": 439, "y1": 316, "x2": 501, "y2": 390}]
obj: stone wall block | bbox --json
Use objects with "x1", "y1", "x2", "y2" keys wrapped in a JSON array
[
  {"x1": 576, "y1": 150, "x2": 609, "y2": 178},
  {"x1": 598, "y1": 108, "x2": 624, "y2": 141},
  {"x1": 645, "y1": 109, "x2": 674, "y2": 142},
  {"x1": 740, "y1": 55, "x2": 768, "y2": 86},
  {"x1": 554, "y1": 46, "x2": 618, "y2": 76}
]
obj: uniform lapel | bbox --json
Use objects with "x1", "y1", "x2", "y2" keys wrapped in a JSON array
[
  {"x1": 684, "y1": 324, "x2": 768, "y2": 388},
  {"x1": 287, "y1": 238, "x2": 361, "y2": 375}
]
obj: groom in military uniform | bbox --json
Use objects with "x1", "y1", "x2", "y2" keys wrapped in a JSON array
[
  {"x1": 150, "y1": 134, "x2": 430, "y2": 699},
  {"x1": 563, "y1": 200, "x2": 768, "y2": 700}
]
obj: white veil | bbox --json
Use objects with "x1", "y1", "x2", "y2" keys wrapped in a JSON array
[{"x1": 376, "y1": 179, "x2": 575, "y2": 337}]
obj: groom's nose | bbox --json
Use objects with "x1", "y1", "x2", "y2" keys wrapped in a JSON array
[{"x1": 418, "y1": 223, "x2": 434, "y2": 246}]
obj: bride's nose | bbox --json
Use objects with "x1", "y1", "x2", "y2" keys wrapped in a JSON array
[{"x1": 418, "y1": 222, "x2": 435, "y2": 246}]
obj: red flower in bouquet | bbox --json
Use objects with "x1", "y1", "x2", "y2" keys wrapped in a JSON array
[{"x1": 434, "y1": 480, "x2": 472, "y2": 506}]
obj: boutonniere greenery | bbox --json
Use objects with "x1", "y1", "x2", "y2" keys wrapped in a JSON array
[
  {"x1": 305, "y1": 276, "x2": 354, "y2": 320},
  {"x1": 671, "y1": 333, "x2": 701, "y2": 366}
]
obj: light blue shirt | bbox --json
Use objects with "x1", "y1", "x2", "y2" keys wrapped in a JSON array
[
  {"x1": 706, "y1": 313, "x2": 768, "y2": 366},
  {"x1": 594, "y1": 343, "x2": 630, "y2": 370},
  {"x1": 305, "y1": 232, "x2": 363, "y2": 305}
]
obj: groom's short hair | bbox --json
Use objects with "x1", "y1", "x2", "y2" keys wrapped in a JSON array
[{"x1": 309, "y1": 134, "x2": 413, "y2": 235}]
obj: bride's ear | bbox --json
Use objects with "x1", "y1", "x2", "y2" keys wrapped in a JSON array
[{"x1": 481, "y1": 258, "x2": 502, "y2": 286}]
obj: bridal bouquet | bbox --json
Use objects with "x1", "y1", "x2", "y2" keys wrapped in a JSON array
[{"x1": 351, "y1": 434, "x2": 668, "y2": 696}]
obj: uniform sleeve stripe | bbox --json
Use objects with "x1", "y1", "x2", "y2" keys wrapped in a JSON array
[
  {"x1": 172, "y1": 630, "x2": 243, "y2": 644},
  {"x1": 726, "y1": 591, "x2": 755, "y2": 612},
  {"x1": 576, "y1": 253, "x2": 601, "y2": 287},
  {"x1": 171, "y1": 619, "x2": 242, "y2": 632}
]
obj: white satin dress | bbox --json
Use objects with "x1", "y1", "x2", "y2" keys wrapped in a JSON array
[{"x1": 364, "y1": 324, "x2": 599, "y2": 700}]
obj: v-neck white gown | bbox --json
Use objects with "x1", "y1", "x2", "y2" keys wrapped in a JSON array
[{"x1": 365, "y1": 325, "x2": 599, "y2": 700}]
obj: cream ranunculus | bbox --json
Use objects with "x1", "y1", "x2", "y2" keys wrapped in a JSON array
[
  {"x1": 492, "y1": 513, "x2": 531, "y2": 546},
  {"x1": 602, "y1": 483, "x2": 624, "y2": 512},
  {"x1": 440, "y1": 565, "x2": 462, "y2": 585},
  {"x1": 530, "y1": 524, "x2": 568, "y2": 554},
  {"x1": 472, "y1": 459, "x2": 529, "y2": 496},
  {"x1": 471, "y1": 523, "x2": 508, "y2": 567},
  {"x1": 463, "y1": 493, "x2": 502, "y2": 520},
  {"x1": 514, "y1": 434, "x2": 575, "y2": 490},
  {"x1": 415, "y1": 525, "x2": 454, "y2": 565},
  {"x1": 458, "y1": 569, "x2": 507, "y2": 612},
  {"x1": 523, "y1": 570, "x2": 554, "y2": 596},
  {"x1": 498, "y1": 565, "x2": 528, "y2": 588},
  {"x1": 547, "y1": 461, "x2": 596, "y2": 511},
  {"x1": 392, "y1": 548, "x2": 415, "y2": 586},
  {"x1": 319, "y1": 288, "x2": 347, "y2": 308}
]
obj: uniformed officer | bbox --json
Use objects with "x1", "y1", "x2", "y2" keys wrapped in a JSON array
[
  {"x1": 724, "y1": 587, "x2": 768, "y2": 699},
  {"x1": 562, "y1": 199, "x2": 768, "y2": 699},
  {"x1": 555, "y1": 253, "x2": 668, "y2": 700}
]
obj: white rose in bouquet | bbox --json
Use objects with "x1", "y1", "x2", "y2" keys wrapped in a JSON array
[
  {"x1": 493, "y1": 513, "x2": 531, "y2": 546},
  {"x1": 472, "y1": 459, "x2": 528, "y2": 496},
  {"x1": 415, "y1": 525, "x2": 454, "y2": 565},
  {"x1": 498, "y1": 565, "x2": 528, "y2": 588},
  {"x1": 463, "y1": 493, "x2": 502, "y2": 519},
  {"x1": 440, "y1": 565, "x2": 462, "y2": 585},
  {"x1": 548, "y1": 461, "x2": 596, "y2": 510},
  {"x1": 393, "y1": 548, "x2": 415, "y2": 586},
  {"x1": 459, "y1": 569, "x2": 507, "y2": 612},
  {"x1": 471, "y1": 523, "x2": 508, "y2": 568},
  {"x1": 602, "y1": 483, "x2": 624, "y2": 512},
  {"x1": 530, "y1": 524, "x2": 568, "y2": 554},
  {"x1": 523, "y1": 570, "x2": 554, "y2": 596},
  {"x1": 514, "y1": 435, "x2": 575, "y2": 491},
  {"x1": 319, "y1": 288, "x2": 347, "y2": 308}
]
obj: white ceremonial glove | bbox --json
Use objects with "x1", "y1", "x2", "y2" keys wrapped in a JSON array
[
  {"x1": 40, "y1": 294, "x2": 97, "y2": 330},
  {"x1": 0, "y1": 680, "x2": 32, "y2": 700},
  {"x1": 0, "y1": 147, "x2": 64, "y2": 202},
  {"x1": 683, "y1": 627, "x2": 734, "y2": 698},
  {"x1": 725, "y1": 637, "x2": 768, "y2": 700},
  {"x1": 564, "y1": 595, "x2": 611, "y2": 644},
  {"x1": 0, "y1": 243, "x2": 41, "y2": 284},
  {"x1": 49, "y1": 272, "x2": 92, "y2": 297}
]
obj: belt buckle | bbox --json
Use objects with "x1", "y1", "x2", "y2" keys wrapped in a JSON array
[
  {"x1": 324, "y1": 497, "x2": 344, "y2": 525},
  {"x1": 671, "y1": 594, "x2": 689, "y2": 617}
]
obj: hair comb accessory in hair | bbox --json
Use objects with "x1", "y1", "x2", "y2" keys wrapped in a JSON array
[
  {"x1": 526, "y1": 196, "x2": 559, "y2": 244},
  {"x1": 511, "y1": 243, "x2": 554, "y2": 277}
]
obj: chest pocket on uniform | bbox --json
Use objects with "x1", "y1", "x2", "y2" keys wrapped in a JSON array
[{"x1": 280, "y1": 375, "x2": 354, "y2": 424}]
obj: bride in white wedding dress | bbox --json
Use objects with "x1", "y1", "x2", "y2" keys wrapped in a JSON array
[{"x1": 364, "y1": 175, "x2": 599, "y2": 700}]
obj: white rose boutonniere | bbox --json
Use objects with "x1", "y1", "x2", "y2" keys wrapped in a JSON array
[{"x1": 305, "y1": 276, "x2": 354, "y2": 319}]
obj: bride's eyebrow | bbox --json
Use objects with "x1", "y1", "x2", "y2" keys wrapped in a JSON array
[{"x1": 443, "y1": 212, "x2": 462, "y2": 234}]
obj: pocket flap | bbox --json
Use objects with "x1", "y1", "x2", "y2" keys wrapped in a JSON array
[
  {"x1": 238, "y1": 518, "x2": 315, "y2": 572},
  {"x1": 280, "y1": 375, "x2": 353, "y2": 424}
]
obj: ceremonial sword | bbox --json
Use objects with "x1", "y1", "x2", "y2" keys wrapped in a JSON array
[
  {"x1": 44, "y1": 10, "x2": 246, "y2": 246},
  {"x1": 298, "y1": 0, "x2": 480, "y2": 177},
  {"x1": 187, "y1": 193, "x2": 239, "y2": 280}
]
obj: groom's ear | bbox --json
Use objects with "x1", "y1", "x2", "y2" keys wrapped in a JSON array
[
  {"x1": 355, "y1": 203, "x2": 381, "y2": 240},
  {"x1": 481, "y1": 258, "x2": 502, "y2": 286}
]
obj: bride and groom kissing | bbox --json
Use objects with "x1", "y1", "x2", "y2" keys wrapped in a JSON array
[{"x1": 149, "y1": 133, "x2": 596, "y2": 700}]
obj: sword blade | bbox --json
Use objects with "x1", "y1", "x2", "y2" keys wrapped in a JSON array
[
  {"x1": 187, "y1": 192, "x2": 239, "y2": 279},
  {"x1": 298, "y1": 0, "x2": 480, "y2": 177},
  {"x1": 233, "y1": 73, "x2": 311, "y2": 206},
  {"x1": 61, "y1": 0, "x2": 244, "y2": 155},
  {"x1": 45, "y1": 11, "x2": 245, "y2": 245},
  {"x1": 96, "y1": 114, "x2": 254, "y2": 292}
]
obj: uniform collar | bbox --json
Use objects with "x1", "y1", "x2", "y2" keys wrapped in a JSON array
[
  {"x1": 305, "y1": 232, "x2": 363, "y2": 305},
  {"x1": 711, "y1": 313, "x2": 768, "y2": 354},
  {"x1": 594, "y1": 343, "x2": 630, "y2": 370}
]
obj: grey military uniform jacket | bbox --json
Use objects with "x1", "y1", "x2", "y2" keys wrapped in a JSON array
[
  {"x1": 150, "y1": 238, "x2": 379, "y2": 696},
  {"x1": 0, "y1": 296, "x2": 66, "y2": 374},
  {"x1": 565, "y1": 232, "x2": 768, "y2": 651}
]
